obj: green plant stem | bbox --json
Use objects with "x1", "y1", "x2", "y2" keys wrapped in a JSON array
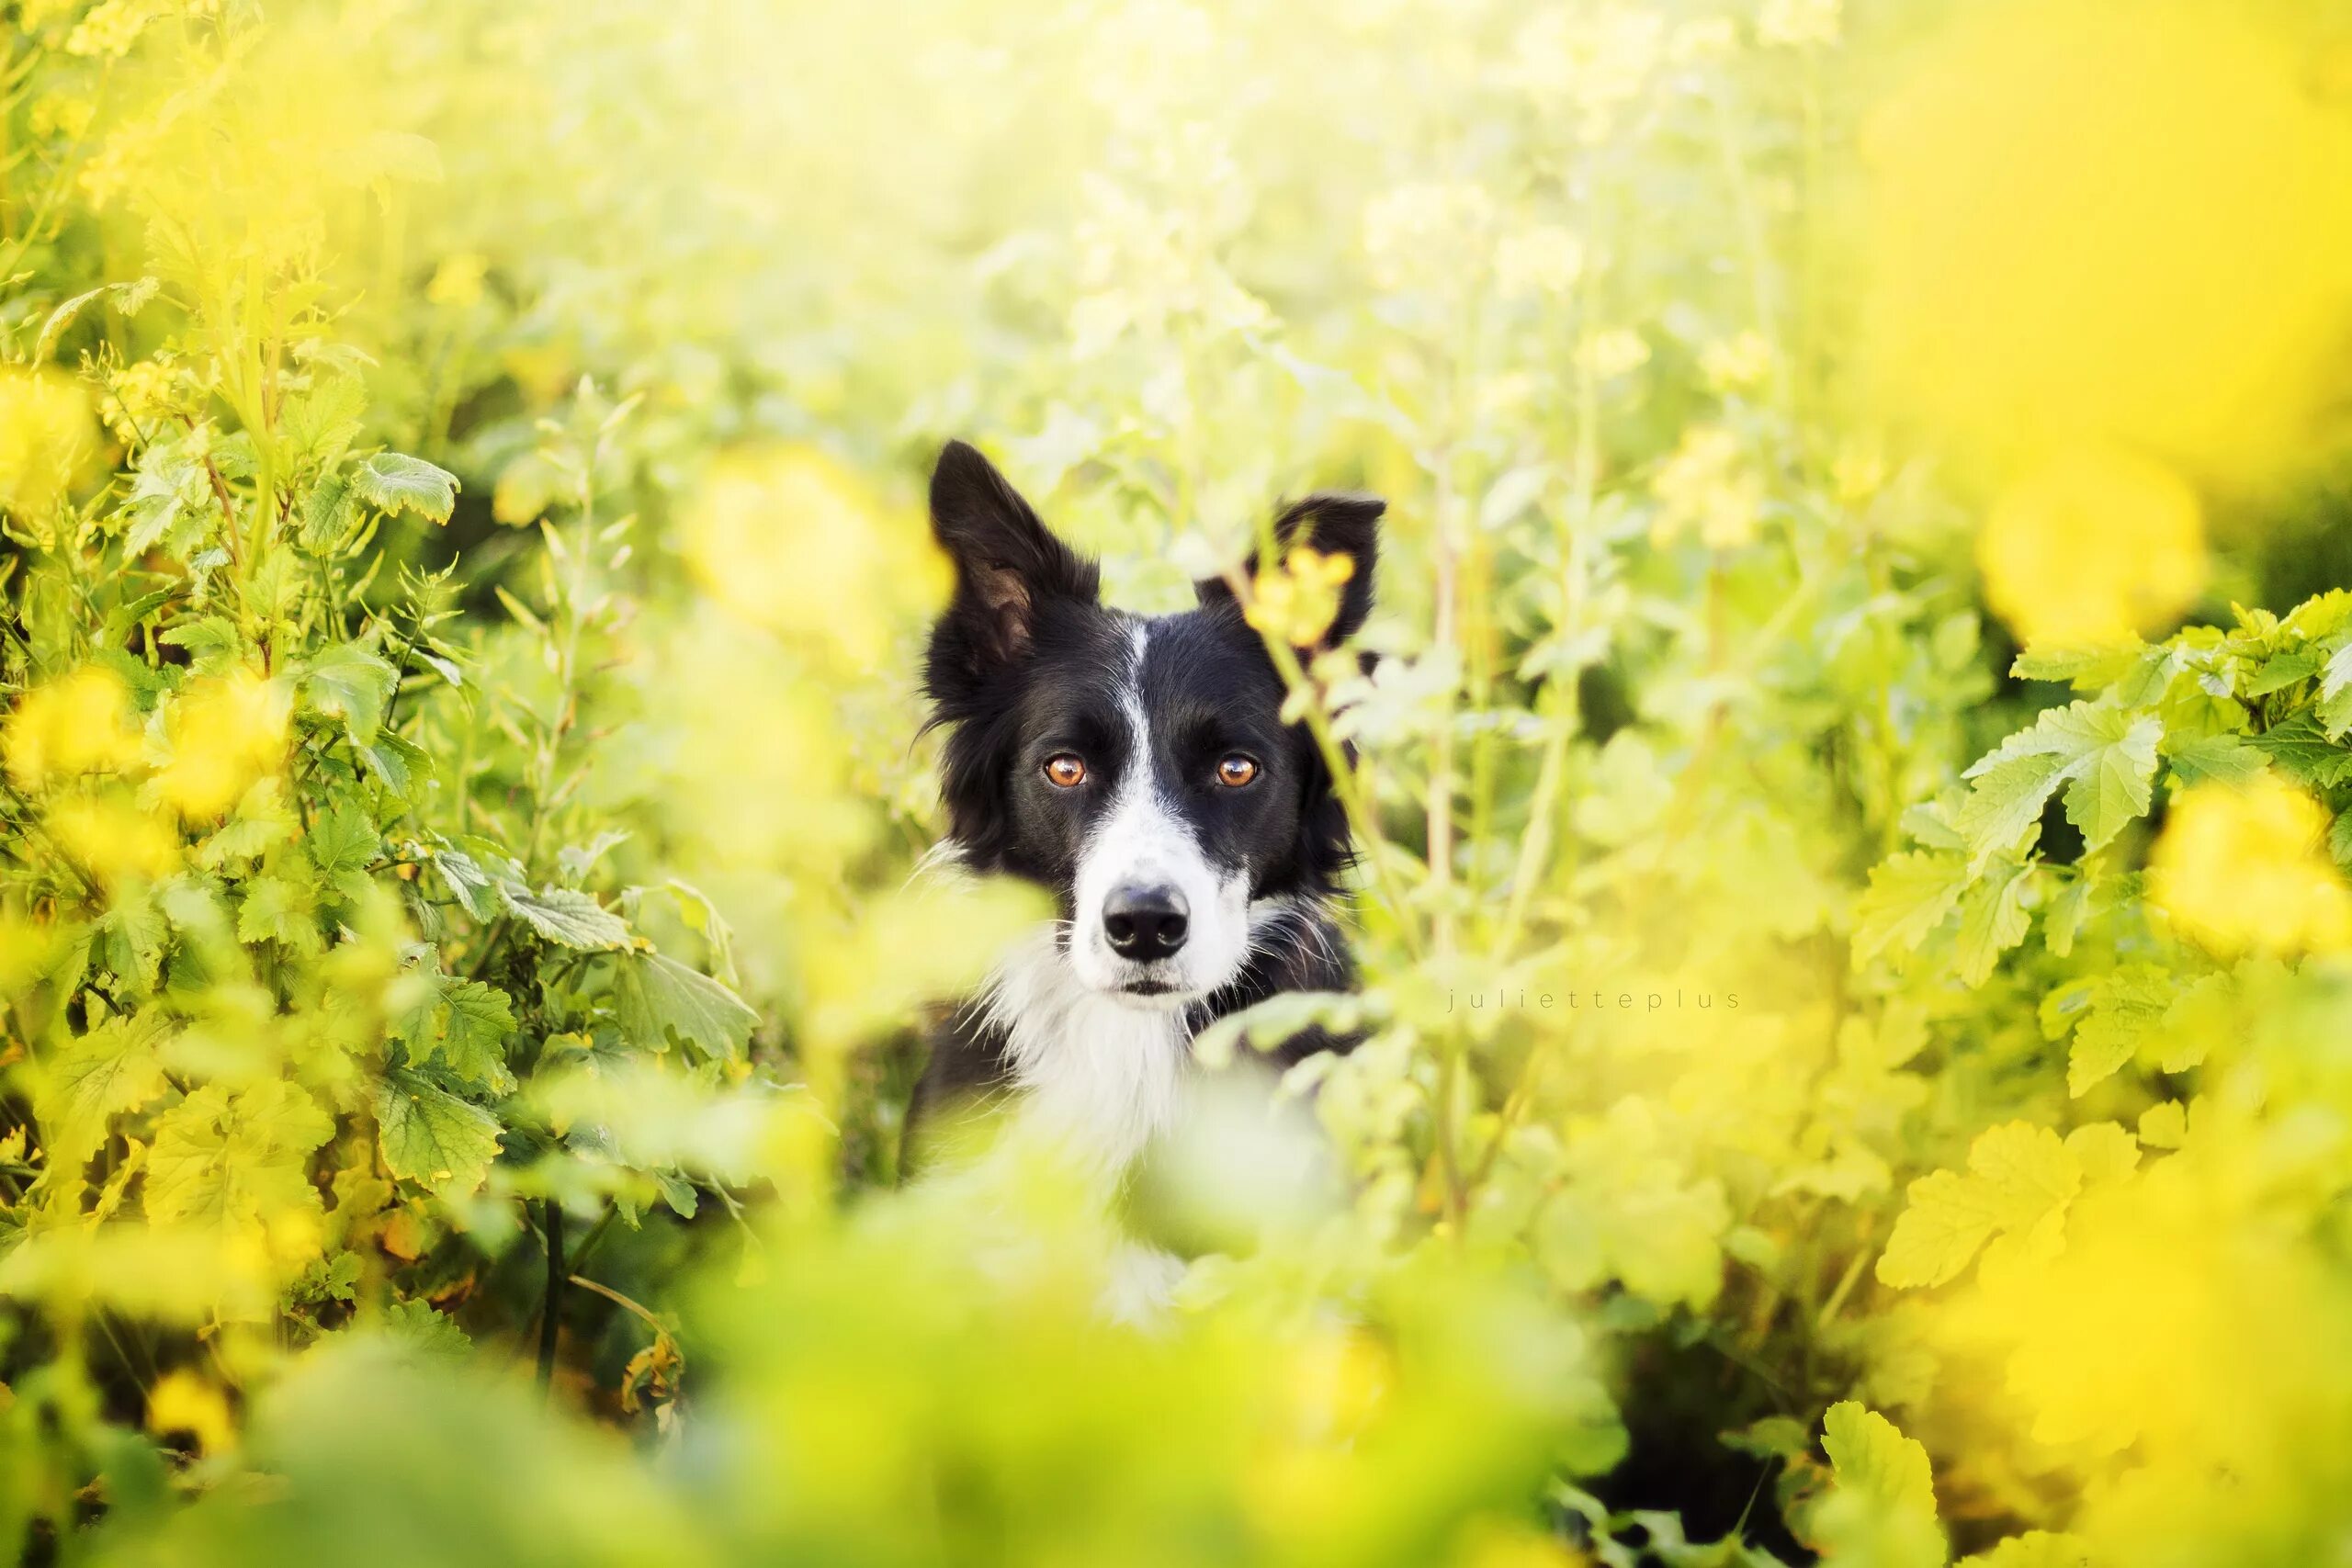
[
  {"x1": 1251, "y1": 618, "x2": 1424, "y2": 963},
  {"x1": 537, "y1": 1197, "x2": 564, "y2": 1394},
  {"x1": 1493, "y1": 209, "x2": 1602, "y2": 961},
  {"x1": 1705, "y1": 73, "x2": 1792, "y2": 426}
]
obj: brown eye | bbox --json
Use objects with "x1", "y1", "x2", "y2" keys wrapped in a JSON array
[
  {"x1": 1043, "y1": 754, "x2": 1087, "y2": 788},
  {"x1": 1216, "y1": 755, "x2": 1260, "y2": 788}
]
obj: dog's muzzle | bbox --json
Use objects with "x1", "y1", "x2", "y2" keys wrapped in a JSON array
[{"x1": 1102, "y1": 882, "x2": 1189, "y2": 961}]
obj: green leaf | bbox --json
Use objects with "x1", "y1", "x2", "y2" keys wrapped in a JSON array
[
  {"x1": 1852, "y1": 852, "x2": 1967, "y2": 966},
  {"x1": 413, "y1": 646, "x2": 465, "y2": 688},
  {"x1": 34, "y1": 276, "x2": 158, "y2": 364},
  {"x1": 1897, "y1": 796, "x2": 1967, "y2": 852},
  {"x1": 2113, "y1": 646, "x2": 2180, "y2": 707},
  {"x1": 1877, "y1": 1168, "x2": 2000, "y2": 1291},
  {"x1": 2058, "y1": 711, "x2": 2160, "y2": 852},
  {"x1": 356, "y1": 732, "x2": 430, "y2": 799},
  {"x1": 119, "y1": 434, "x2": 210, "y2": 558},
  {"x1": 1821, "y1": 1401, "x2": 1939, "y2": 1525},
  {"x1": 300, "y1": 642, "x2": 400, "y2": 747},
  {"x1": 279, "y1": 374, "x2": 366, "y2": 470},
  {"x1": 2243, "y1": 647, "x2": 2324, "y2": 696},
  {"x1": 1955, "y1": 702, "x2": 2161, "y2": 868},
  {"x1": 291, "y1": 1249, "x2": 364, "y2": 1306},
  {"x1": 157, "y1": 615, "x2": 243, "y2": 674},
  {"x1": 376, "y1": 1298, "x2": 473, "y2": 1363},
  {"x1": 613, "y1": 951, "x2": 759, "y2": 1062},
  {"x1": 1959, "y1": 1531, "x2": 2094, "y2": 1568},
  {"x1": 501, "y1": 884, "x2": 632, "y2": 950},
  {"x1": 350, "y1": 452, "x2": 459, "y2": 525},
  {"x1": 1954, "y1": 749, "x2": 2067, "y2": 869},
  {"x1": 38, "y1": 1013, "x2": 172, "y2": 1171},
  {"x1": 1816, "y1": 1403, "x2": 1943, "y2": 1568},
  {"x1": 1952, "y1": 863, "x2": 2030, "y2": 987},
  {"x1": 2251, "y1": 711, "x2": 2352, "y2": 789},
  {"x1": 298, "y1": 471, "x2": 356, "y2": 552},
  {"x1": 1192, "y1": 989, "x2": 1364, "y2": 1068},
  {"x1": 145, "y1": 1080, "x2": 334, "y2": 1230},
  {"x1": 2322, "y1": 639, "x2": 2352, "y2": 702},
  {"x1": 1878, "y1": 1122, "x2": 2079, "y2": 1290},
  {"x1": 437, "y1": 981, "x2": 516, "y2": 1087},
  {"x1": 198, "y1": 781, "x2": 299, "y2": 868},
  {"x1": 2163, "y1": 731, "x2": 2265, "y2": 788},
  {"x1": 307, "y1": 800, "x2": 379, "y2": 896},
  {"x1": 2320, "y1": 681, "x2": 2352, "y2": 741},
  {"x1": 653, "y1": 1168, "x2": 700, "y2": 1220},
  {"x1": 97, "y1": 892, "x2": 168, "y2": 998},
  {"x1": 2008, "y1": 643, "x2": 2142, "y2": 688},
  {"x1": 374, "y1": 1069, "x2": 503, "y2": 1197},
  {"x1": 2041, "y1": 872, "x2": 2096, "y2": 958},
  {"x1": 392, "y1": 966, "x2": 516, "y2": 1090},
  {"x1": 429, "y1": 844, "x2": 499, "y2": 919},
  {"x1": 557, "y1": 829, "x2": 630, "y2": 885},
  {"x1": 2063, "y1": 963, "x2": 2173, "y2": 1097},
  {"x1": 237, "y1": 873, "x2": 322, "y2": 953}
]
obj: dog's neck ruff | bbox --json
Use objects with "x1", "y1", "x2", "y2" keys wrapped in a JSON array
[
  {"x1": 969, "y1": 927, "x2": 1190, "y2": 1177},
  {"x1": 958, "y1": 895, "x2": 1341, "y2": 1177}
]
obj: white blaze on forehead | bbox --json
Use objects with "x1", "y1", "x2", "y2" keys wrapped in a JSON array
[{"x1": 1067, "y1": 620, "x2": 1251, "y2": 999}]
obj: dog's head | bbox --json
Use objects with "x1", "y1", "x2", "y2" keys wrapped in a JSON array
[{"x1": 922, "y1": 440, "x2": 1380, "y2": 1009}]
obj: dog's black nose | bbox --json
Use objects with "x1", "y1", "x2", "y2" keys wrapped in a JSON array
[{"x1": 1102, "y1": 884, "x2": 1189, "y2": 960}]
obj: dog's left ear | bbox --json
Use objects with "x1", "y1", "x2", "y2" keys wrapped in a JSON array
[{"x1": 1196, "y1": 493, "x2": 1384, "y2": 646}]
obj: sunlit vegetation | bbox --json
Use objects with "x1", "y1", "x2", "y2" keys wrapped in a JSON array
[{"x1": 5, "y1": 1, "x2": 2352, "y2": 1563}]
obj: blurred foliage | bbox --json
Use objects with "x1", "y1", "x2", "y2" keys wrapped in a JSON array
[{"x1": 3, "y1": 0, "x2": 2352, "y2": 1564}]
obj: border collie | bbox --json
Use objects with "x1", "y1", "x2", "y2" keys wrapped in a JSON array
[{"x1": 906, "y1": 440, "x2": 1381, "y2": 1181}]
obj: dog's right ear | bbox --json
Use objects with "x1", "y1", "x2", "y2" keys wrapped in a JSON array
[
  {"x1": 926, "y1": 440, "x2": 1099, "y2": 684},
  {"x1": 1195, "y1": 491, "x2": 1383, "y2": 649}
]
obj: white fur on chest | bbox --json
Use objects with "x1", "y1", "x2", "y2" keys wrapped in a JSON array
[{"x1": 976, "y1": 928, "x2": 1191, "y2": 1175}]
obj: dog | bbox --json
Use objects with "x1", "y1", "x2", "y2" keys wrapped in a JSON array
[{"x1": 905, "y1": 440, "x2": 1381, "y2": 1187}]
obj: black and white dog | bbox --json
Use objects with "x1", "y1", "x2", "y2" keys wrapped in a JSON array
[{"x1": 907, "y1": 440, "x2": 1380, "y2": 1181}]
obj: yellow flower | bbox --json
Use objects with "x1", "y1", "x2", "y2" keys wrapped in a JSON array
[
  {"x1": 14, "y1": 0, "x2": 81, "y2": 31},
  {"x1": 1509, "y1": 6, "x2": 1664, "y2": 141},
  {"x1": 1758, "y1": 0, "x2": 1840, "y2": 50},
  {"x1": 1861, "y1": 0, "x2": 2352, "y2": 484},
  {"x1": 2150, "y1": 776, "x2": 2352, "y2": 957},
  {"x1": 1495, "y1": 224, "x2": 1585, "y2": 301},
  {"x1": 1669, "y1": 18, "x2": 1738, "y2": 63},
  {"x1": 99, "y1": 358, "x2": 181, "y2": 446},
  {"x1": 1243, "y1": 546, "x2": 1356, "y2": 647},
  {"x1": 1444, "y1": 1517, "x2": 1586, "y2": 1568},
  {"x1": 684, "y1": 446, "x2": 947, "y2": 670},
  {"x1": 1363, "y1": 182, "x2": 1497, "y2": 294},
  {"x1": 75, "y1": 135, "x2": 136, "y2": 209},
  {"x1": 426, "y1": 252, "x2": 489, "y2": 310},
  {"x1": 155, "y1": 672, "x2": 292, "y2": 821},
  {"x1": 49, "y1": 796, "x2": 180, "y2": 885},
  {"x1": 147, "y1": 1368, "x2": 235, "y2": 1456},
  {"x1": 63, "y1": 0, "x2": 153, "y2": 57},
  {"x1": 5, "y1": 667, "x2": 142, "y2": 789},
  {"x1": 1700, "y1": 329, "x2": 1774, "y2": 392},
  {"x1": 1977, "y1": 445, "x2": 2205, "y2": 649},
  {"x1": 1581, "y1": 327, "x2": 1650, "y2": 379},
  {"x1": 1282, "y1": 1324, "x2": 1392, "y2": 1445},
  {"x1": 1651, "y1": 425, "x2": 1760, "y2": 549},
  {"x1": 28, "y1": 91, "x2": 96, "y2": 141},
  {"x1": 1832, "y1": 439, "x2": 1886, "y2": 505},
  {"x1": 0, "y1": 369, "x2": 100, "y2": 522}
]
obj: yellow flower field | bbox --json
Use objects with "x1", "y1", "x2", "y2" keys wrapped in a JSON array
[{"x1": 3, "y1": 1, "x2": 2351, "y2": 1564}]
